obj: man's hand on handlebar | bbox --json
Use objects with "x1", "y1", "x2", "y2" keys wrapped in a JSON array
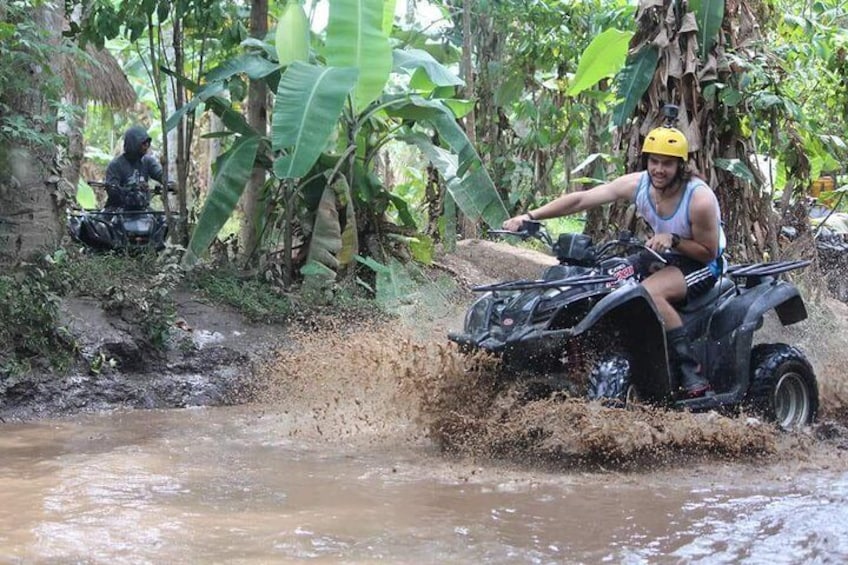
[
  {"x1": 502, "y1": 213, "x2": 537, "y2": 232},
  {"x1": 645, "y1": 233, "x2": 676, "y2": 254}
]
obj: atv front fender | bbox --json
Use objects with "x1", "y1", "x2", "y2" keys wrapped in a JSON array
[
  {"x1": 567, "y1": 284, "x2": 673, "y2": 400},
  {"x1": 568, "y1": 283, "x2": 661, "y2": 337}
]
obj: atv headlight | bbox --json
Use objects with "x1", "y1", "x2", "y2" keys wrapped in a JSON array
[{"x1": 465, "y1": 293, "x2": 494, "y2": 334}]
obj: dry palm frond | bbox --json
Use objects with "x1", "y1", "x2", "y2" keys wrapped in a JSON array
[{"x1": 59, "y1": 44, "x2": 136, "y2": 110}]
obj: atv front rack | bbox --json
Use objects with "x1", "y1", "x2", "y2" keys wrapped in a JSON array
[
  {"x1": 474, "y1": 274, "x2": 616, "y2": 292},
  {"x1": 726, "y1": 259, "x2": 811, "y2": 279}
]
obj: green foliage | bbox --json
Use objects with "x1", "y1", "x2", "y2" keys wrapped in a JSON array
[
  {"x1": 275, "y1": 1, "x2": 310, "y2": 66},
  {"x1": 173, "y1": 0, "x2": 508, "y2": 285},
  {"x1": 691, "y1": 0, "x2": 725, "y2": 60},
  {"x1": 186, "y1": 267, "x2": 293, "y2": 324},
  {"x1": 324, "y1": 0, "x2": 393, "y2": 113},
  {"x1": 612, "y1": 45, "x2": 658, "y2": 127},
  {"x1": 0, "y1": 268, "x2": 75, "y2": 376},
  {"x1": 455, "y1": 0, "x2": 636, "y2": 209},
  {"x1": 353, "y1": 253, "x2": 460, "y2": 329},
  {"x1": 760, "y1": 0, "x2": 848, "y2": 185},
  {"x1": 270, "y1": 62, "x2": 359, "y2": 178},
  {"x1": 184, "y1": 135, "x2": 260, "y2": 265},
  {"x1": 75, "y1": 179, "x2": 98, "y2": 209},
  {"x1": 354, "y1": 254, "x2": 428, "y2": 312},
  {"x1": 0, "y1": 0, "x2": 67, "y2": 169},
  {"x1": 391, "y1": 96, "x2": 509, "y2": 226},
  {"x1": 545, "y1": 215, "x2": 587, "y2": 236},
  {"x1": 568, "y1": 29, "x2": 633, "y2": 96}
]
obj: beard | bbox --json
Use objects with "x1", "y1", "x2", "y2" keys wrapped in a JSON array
[{"x1": 650, "y1": 174, "x2": 673, "y2": 190}]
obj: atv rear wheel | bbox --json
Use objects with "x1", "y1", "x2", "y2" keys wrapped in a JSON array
[
  {"x1": 747, "y1": 343, "x2": 818, "y2": 430},
  {"x1": 586, "y1": 351, "x2": 636, "y2": 406}
]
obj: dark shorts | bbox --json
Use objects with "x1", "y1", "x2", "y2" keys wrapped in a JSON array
[{"x1": 630, "y1": 251, "x2": 718, "y2": 302}]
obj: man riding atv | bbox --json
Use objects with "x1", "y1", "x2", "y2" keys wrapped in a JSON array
[
  {"x1": 104, "y1": 125, "x2": 163, "y2": 209},
  {"x1": 503, "y1": 106, "x2": 721, "y2": 398},
  {"x1": 66, "y1": 126, "x2": 170, "y2": 253}
]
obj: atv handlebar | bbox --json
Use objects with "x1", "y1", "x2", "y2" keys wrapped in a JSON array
[
  {"x1": 495, "y1": 223, "x2": 667, "y2": 266},
  {"x1": 489, "y1": 220, "x2": 553, "y2": 246},
  {"x1": 87, "y1": 179, "x2": 177, "y2": 195},
  {"x1": 594, "y1": 231, "x2": 667, "y2": 265}
]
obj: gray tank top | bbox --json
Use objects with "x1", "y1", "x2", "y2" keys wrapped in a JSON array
[{"x1": 634, "y1": 172, "x2": 726, "y2": 276}]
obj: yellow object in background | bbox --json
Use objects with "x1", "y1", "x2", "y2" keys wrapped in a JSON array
[{"x1": 810, "y1": 175, "x2": 835, "y2": 198}]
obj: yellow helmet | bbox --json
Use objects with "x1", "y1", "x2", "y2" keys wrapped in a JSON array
[{"x1": 642, "y1": 126, "x2": 688, "y2": 159}]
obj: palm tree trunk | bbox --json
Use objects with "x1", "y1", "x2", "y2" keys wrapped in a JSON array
[
  {"x1": 240, "y1": 0, "x2": 269, "y2": 264},
  {"x1": 0, "y1": 5, "x2": 65, "y2": 266}
]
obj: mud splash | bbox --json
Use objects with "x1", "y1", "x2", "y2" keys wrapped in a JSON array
[
  {"x1": 761, "y1": 295, "x2": 848, "y2": 422},
  {"x1": 256, "y1": 320, "x2": 848, "y2": 470}
]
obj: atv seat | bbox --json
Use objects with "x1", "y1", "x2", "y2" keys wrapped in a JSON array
[{"x1": 677, "y1": 276, "x2": 735, "y2": 314}]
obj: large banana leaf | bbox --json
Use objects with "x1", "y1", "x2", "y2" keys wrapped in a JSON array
[
  {"x1": 402, "y1": 132, "x2": 508, "y2": 228},
  {"x1": 567, "y1": 29, "x2": 633, "y2": 97},
  {"x1": 323, "y1": 0, "x2": 392, "y2": 113},
  {"x1": 271, "y1": 62, "x2": 359, "y2": 179},
  {"x1": 393, "y1": 48, "x2": 465, "y2": 87},
  {"x1": 183, "y1": 135, "x2": 260, "y2": 266},
  {"x1": 165, "y1": 54, "x2": 279, "y2": 133},
  {"x1": 205, "y1": 53, "x2": 280, "y2": 83},
  {"x1": 386, "y1": 96, "x2": 508, "y2": 227},
  {"x1": 690, "y1": 0, "x2": 725, "y2": 60},
  {"x1": 275, "y1": 1, "x2": 310, "y2": 66},
  {"x1": 382, "y1": 0, "x2": 396, "y2": 36},
  {"x1": 612, "y1": 46, "x2": 659, "y2": 127}
]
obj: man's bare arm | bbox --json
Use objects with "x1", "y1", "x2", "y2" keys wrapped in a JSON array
[
  {"x1": 683, "y1": 188, "x2": 721, "y2": 263},
  {"x1": 503, "y1": 172, "x2": 641, "y2": 230}
]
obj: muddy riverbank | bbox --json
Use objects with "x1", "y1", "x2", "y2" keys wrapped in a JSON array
[{"x1": 3, "y1": 238, "x2": 848, "y2": 466}]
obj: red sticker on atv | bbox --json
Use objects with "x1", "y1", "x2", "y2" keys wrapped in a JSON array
[{"x1": 607, "y1": 263, "x2": 635, "y2": 286}]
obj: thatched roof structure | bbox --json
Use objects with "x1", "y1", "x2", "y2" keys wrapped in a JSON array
[{"x1": 60, "y1": 45, "x2": 137, "y2": 110}]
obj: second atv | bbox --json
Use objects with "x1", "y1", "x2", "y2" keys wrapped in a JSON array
[
  {"x1": 448, "y1": 221, "x2": 819, "y2": 430},
  {"x1": 67, "y1": 179, "x2": 173, "y2": 253}
]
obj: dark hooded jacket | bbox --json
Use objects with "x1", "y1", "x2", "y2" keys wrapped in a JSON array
[{"x1": 104, "y1": 126, "x2": 164, "y2": 208}]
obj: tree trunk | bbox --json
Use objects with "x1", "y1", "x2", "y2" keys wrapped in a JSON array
[
  {"x1": 240, "y1": 0, "x2": 269, "y2": 264},
  {"x1": 172, "y1": 17, "x2": 191, "y2": 245},
  {"x1": 0, "y1": 5, "x2": 65, "y2": 266},
  {"x1": 458, "y1": 0, "x2": 478, "y2": 239}
]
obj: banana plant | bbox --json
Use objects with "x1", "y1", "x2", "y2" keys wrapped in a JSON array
[{"x1": 173, "y1": 0, "x2": 508, "y2": 285}]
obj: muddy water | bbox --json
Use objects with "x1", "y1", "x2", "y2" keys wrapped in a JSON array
[
  {"x1": 2, "y1": 407, "x2": 847, "y2": 563},
  {"x1": 3, "y1": 314, "x2": 848, "y2": 562}
]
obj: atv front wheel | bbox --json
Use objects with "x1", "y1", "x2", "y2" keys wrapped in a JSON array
[
  {"x1": 586, "y1": 351, "x2": 636, "y2": 406},
  {"x1": 747, "y1": 343, "x2": 819, "y2": 430}
]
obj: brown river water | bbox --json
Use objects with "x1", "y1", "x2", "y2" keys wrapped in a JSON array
[{"x1": 2, "y1": 311, "x2": 848, "y2": 563}]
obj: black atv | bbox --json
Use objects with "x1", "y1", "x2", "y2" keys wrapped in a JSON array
[
  {"x1": 67, "y1": 180, "x2": 172, "y2": 253},
  {"x1": 448, "y1": 221, "x2": 819, "y2": 430}
]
